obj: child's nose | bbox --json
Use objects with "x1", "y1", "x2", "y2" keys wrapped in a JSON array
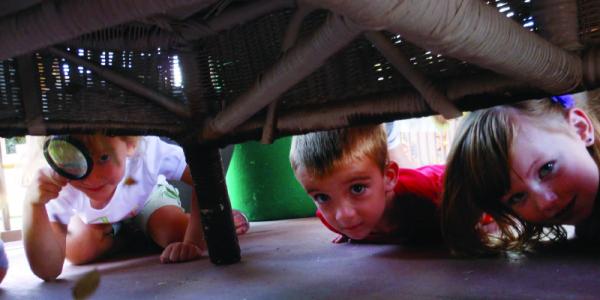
[
  {"x1": 82, "y1": 167, "x2": 101, "y2": 182},
  {"x1": 533, "y1": 188, "x2": 560, "y2": 218},
  {"x1": 335, "y1": 203, "x2": 357, "y2": 224}
]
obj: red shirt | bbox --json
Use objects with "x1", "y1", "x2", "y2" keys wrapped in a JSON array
[{"x1": 394, "y1": 164, "x2": 444, "y2": 207}]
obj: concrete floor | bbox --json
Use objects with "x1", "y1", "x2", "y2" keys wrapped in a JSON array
[{"x1": 2, "y1": 217, "x2": 600, "y2": 299}]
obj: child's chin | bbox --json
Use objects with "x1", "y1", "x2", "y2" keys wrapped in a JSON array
[{"x1": 344, "y1": 230, "x2": 369, "y2": 241}]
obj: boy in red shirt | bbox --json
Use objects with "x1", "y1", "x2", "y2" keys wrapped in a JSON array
[{"x1": 290, "y1": 125, "x2": 444, "y2": 244}]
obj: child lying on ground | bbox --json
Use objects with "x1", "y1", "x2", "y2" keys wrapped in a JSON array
[
  {"x1": 23, "y1": 135, "x2": 248, "y2": 281},
  {"x1": 290, "y1": 125, "x2": 444, "y2": 244},
  {"x1": 442, "y1": 95, "x2": 600, "y2": 256}
]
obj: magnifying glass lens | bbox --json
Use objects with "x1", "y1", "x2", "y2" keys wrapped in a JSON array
[{"x1": 45, "y1": 139, "x2": 90, "y2": 179}]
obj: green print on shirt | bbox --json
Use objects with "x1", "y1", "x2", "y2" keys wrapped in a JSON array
[
  {"x1": 91, "y1": 216, "x2": 110, "y2": 224},
  {"x1": 162, "y1": 184, "x2": 179, "y2": 200}
]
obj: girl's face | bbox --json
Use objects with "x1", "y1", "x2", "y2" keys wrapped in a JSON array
[
  {"x1": 501, "y1": 109, "x2": 599, "y2": 225},
  {"x1": 294, "y1": 157, "x2": 397, "y2": 240},
  {"x1": 68, "y1": 136, "x2": 135, "y2": 208}
]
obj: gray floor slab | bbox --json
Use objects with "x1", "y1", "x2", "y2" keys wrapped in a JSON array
[{"x1": 1, "y1": 218, "x2": 599, "y2": 299}]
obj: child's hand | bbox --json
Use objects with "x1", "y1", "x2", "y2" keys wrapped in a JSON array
[
  {"x1": 480, "y1": 221, "x2": 500, "y2": 236},
  {"x1": 332, "y1": 235, "x2": 350, "y2": 244},
  {"x1": 478, "y1": 213, "x2": 500, "y2": 236},
  {"x1": 159, "y1": 242, "x2": 205, "y2": 264},
  {"x1": 25, "y1": 167, "x2": 68, "y2": 206},
  {"x1": 232, "y1": 210, "x2": 250, "y2": 235}
]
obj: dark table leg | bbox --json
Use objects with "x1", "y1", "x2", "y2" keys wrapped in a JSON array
[{"x1": 182, "y1": 143, "x2": 240, "y2": 265}]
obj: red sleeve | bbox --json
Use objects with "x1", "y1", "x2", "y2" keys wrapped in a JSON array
[
  {"x1": 394, "y1": 164, "x2": 445, "y2": 207},
  {"x1": 316, "y1": 209, "x2": 343, "y2": 235}
]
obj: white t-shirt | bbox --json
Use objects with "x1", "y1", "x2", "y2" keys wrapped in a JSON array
[
  {"x1": 45, "y1": 136, "x2": 187, "y2": 225},
  {"x1": 385, "y1": 122, "x2": 400, "y2": 149},
  {"x1": 386, "y1": 117, "x2": 440, "y2": 149}
]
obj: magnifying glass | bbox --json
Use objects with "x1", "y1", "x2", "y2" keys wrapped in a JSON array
[{"x1": 43, "y1": 136, "x2": 93, "y2": 180}]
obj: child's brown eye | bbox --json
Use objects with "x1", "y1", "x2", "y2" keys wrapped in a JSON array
[
  {"x1": 313, "y1": 194, "x2": 330, "y2": 203},
  {"x1": 99, "y1": 154, "x2": 110, "y2": 162},
  {"x1": 538, "y1": 161, "x2": 555, "y2": 179},
  {"x1": 507, "y1": 192, "x2": 527, "y2": 206},
  {"x1": 350, "y1": 184, "x2": 365, "y2": 194}
]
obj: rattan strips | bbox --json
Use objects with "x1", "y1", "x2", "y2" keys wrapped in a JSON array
[
  {"x1": 0, "y1": 0, "x2": 596, "y2": 143},
  {"x1": 0, "y1": 0, "x2": 598, "y2": 264},
  {"x1": 0, "y1": 0, "x2": 594, "y2": 142}
]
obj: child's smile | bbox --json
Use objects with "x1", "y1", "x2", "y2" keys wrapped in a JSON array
[
  {"x1": 501, "y1": 112, "x2": 599, "y2": 225},
  {"x1": 68, "y1": 136, "x2": 134, "y2": 208},
  {"x1": 550, "y1": 196, "x2": 576, "y2": 224}
]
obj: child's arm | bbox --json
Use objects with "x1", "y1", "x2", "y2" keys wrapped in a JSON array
[
  {"x1": 159, "y1": 166, "x2": 206, "y2": 263},
  {"x1": 22, "y1": 168, "x2": 69, "y2": 281}
]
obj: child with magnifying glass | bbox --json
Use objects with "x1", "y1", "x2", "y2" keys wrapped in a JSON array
[{"x1": 22, "y1": 135, "x2": 249, "y2": 281}]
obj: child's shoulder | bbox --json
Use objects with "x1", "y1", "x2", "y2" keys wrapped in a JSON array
[
  {"x1": 411, "y1": 164, "x2": 445, "y2": 175},
  {"x1": 397, "y1": 164, "x2": 445, "y2": 183},
  {"x1": 139, "y1": 136, "x2": 182, "y2": 154},
  {"x1": 130, "y1": 136, "x2": 186, "y2": 180},
  {"x1": 395, "y1": 164, "x2": 445, "y2": 204},
  {"x1": 130, "y1": 136, "x2": 183, "y2": 163}
]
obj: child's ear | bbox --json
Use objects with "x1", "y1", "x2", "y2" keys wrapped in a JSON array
[
  {"x1": 384, "y1": 160, "x2": 399, "y2": 192},
  {"x1": 568, "y1": 108, "x2": 595, "y2": 146}
]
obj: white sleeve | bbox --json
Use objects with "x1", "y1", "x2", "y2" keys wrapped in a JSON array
[
  {"x1": 143, "y1": 136, "x2": 187, "y2": 181},
  {"x1": 45, "y1": 188, "x2": 76, "y2": 224}
]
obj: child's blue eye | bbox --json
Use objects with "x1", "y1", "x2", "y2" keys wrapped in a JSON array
[
  {"x1": 350, "y1": 184, "x2": 365, "y2": 195},
  {"x1": 99, "y1": 154, "x2": 110, "y2": 163},
  {"x1": 538, "y1": 161, "x2": 555, "y2": 178},
  {"x1": 507, "y1": 192, "x2": 527, "y2": 206},
  {"x1": 313, "y1": 194, "x2": 330, "y2": 203}
]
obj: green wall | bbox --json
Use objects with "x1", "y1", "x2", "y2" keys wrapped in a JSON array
[{"x1": 225, "y1": 137, "x2": 316, "y2": 221}]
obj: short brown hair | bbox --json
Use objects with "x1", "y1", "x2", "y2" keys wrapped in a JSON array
[{"x1": 290, "y1": 124, "x2": 388, "y2": 178}]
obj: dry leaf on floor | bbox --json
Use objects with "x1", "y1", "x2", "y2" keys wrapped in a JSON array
[{"x1": 72, "y1": 269, "x2": 101, "y2": 300}]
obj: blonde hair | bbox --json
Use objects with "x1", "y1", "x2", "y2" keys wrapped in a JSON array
[
  {"x1": 22, "y1": 134, "x2": 141, "y2": 186},
  {"x1": 72, "y1": 134, "x2": 141, "y2": 156},
  {"x1": 290, "y1": 124, "x2": 388, "y2": 178},
  {"x1": 441, "y1": 97, "x2": 600, "y2": 256}
]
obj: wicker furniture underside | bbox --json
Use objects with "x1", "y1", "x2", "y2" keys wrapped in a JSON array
[{"x1": 0, "y1": 0, "x2": 597, "y2": 264}]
